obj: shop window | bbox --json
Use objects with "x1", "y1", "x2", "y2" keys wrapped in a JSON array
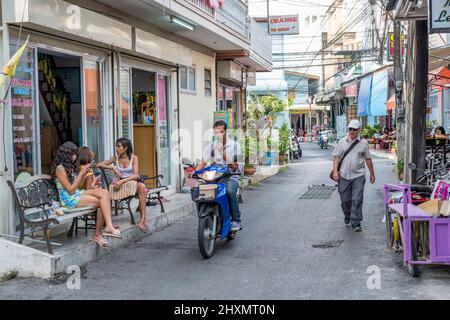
[
  {"x1": 444, "y1": 89, "x2": 450, "y2": 131},
  {"x1": 428, "y1": 91, "x2": 439, "y2": 123},
  {"x1": 11, "y1": 44, "x2": 36, "y2": 178},
  {"x1": 204, "y1": 69, "x2": 212, "y2": 97},
  {"x1": 180, "y1": 65, "x2": 196, "y2": 93}
]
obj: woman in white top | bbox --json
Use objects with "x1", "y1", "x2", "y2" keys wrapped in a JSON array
[{"x1": 98, "y1": 138, "x2": 148, "y2": 231}]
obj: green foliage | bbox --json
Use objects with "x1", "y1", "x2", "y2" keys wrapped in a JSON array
[
  {"x1": 361, "y1": 125, "x2": 377, "y2": 139},
  {"x1": 427, "y1": 120, "x2": 438, "y2": 128},
  {"x1": 1, "y1": 270, "x2": 18, "y2": 281},
  {"x1": 396, "y1": 158, "x2": 404, "y2": 180},
  {"x1": 279, "y1": 124, "x2": 290, "y2": 155},
  {"x1": 260, "y1": 94, "x2": 285, "y2": 115}
]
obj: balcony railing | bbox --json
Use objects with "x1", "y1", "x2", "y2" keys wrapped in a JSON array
[
  {"x1": 249, "y1": 19, "x2": 271, "y2": 63},
  {"x1": 215, "y1": 0, "x2": 248, "y2": 38},
  {"x1": 186, "y1": 0, "x2": 249, "y2": 38},
  {"x1": 187, "y1": 0, "x2": 215, "y2": 16}
]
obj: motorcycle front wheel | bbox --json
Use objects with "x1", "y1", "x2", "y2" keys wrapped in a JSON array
[{"x1": 198, "y1": 207, "x2": 217, "y2": 259}]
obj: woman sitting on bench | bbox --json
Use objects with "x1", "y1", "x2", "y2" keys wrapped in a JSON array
[
  {"x1": 51, "y1": 142, "x2": 122, "y2": 248},
  {"x1": 97, "y1": 138, "x2": 149, "y2": 231}
]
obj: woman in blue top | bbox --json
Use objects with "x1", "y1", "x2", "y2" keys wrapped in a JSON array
[{"x1": 51, "y1": 142, "x2": 122, "y2": 248}]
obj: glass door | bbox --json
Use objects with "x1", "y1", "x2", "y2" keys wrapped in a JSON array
[
  {"x1": 83, "y1": 57, "x2": 106, "y2": 161},
  {"x1": 157, "y1": 74, "x2": 171, "y2": 186}
]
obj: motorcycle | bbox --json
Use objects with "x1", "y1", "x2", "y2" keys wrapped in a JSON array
[
  {"x1": 189, "y1": 165, "x2": 242, "y2": 258},
  {"x1": 319, "y1": 131, "x2": 329, "y2": 149},
  {"x1": 290, "y1": 135, "x2": 302, "y2": 160}
]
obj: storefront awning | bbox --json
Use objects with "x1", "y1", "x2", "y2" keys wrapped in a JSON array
[
  {"x1": 288, "y1": 104, "x2": 329, "y2": 114},
  {"x1": 247, "y1": 79, "x2": 288, "y2": 93},
  {"x1": 357, "y1": 75, "x2": 372, "y2": 116},
  {"x1": 369, "y1": 70, "x2": 388, "y2": 116}
]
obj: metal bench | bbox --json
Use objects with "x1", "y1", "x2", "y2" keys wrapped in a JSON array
[
  {"x1": 100, "y1": 168, "x2": 169, "y2": 225},
  {"x1": 7, "y1": 174, "x2": 97, "y2": 254}
]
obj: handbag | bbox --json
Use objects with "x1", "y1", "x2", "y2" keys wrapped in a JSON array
[
  {"x1": 109, "y1": 180, "x2": 138, "y2": 200},
  {"x1": 330, "y1": 139, "x2": 360, "y2": 181}
]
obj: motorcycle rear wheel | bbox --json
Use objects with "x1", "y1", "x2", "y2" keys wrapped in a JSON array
[{"x1": 198, "y1": 207, "x2": 217, "y2": 259}]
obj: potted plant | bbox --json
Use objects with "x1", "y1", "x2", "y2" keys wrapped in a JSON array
[
  {"x1": 244, "y1": 136, "x2": 257, "y2": 176},
  {"x1": 361, "y1": 125, "x2": 376, "y2": 144},
  {"x1": 391, "y1": 140, "x2": 397, "y2": 154},
  {"x1": 278, "y1": 123, "x2": 290, "y2": 164},
  {"x1": 396, "y1": 158, "x2": 404, "y2": 181}
]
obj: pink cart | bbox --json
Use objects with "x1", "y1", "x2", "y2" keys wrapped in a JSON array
[{"x1": 384, "y1": 183, "x2": 450, "y2": 277}]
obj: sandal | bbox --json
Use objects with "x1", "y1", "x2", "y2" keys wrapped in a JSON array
[
  {"x1": 102, "y1": 229, "x2": 123, "y2": 239},
  {"x1": 102, "y1": 225, "x2": 120, "y2": 232},
  {"x1": 90, "y1": 237, "x2": 108, "y2": 248}
]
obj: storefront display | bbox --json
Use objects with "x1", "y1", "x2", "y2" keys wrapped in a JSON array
[{"x1": 11, "y1": 45, "x2": 36, "y2": 177}]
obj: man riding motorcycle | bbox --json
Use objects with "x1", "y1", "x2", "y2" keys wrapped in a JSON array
[{"x1": 196, "y1": 120, "x2": 243, "y2": 231}]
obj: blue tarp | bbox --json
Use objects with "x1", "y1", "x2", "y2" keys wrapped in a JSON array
[
  {"x1": 369, "y1": 71, "x2": 388, "y2": 116},
  {"x1": 357, "y1": 75, "x2": 372, "y2": 116}
]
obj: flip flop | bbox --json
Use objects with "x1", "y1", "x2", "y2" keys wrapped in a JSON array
[
  {"x1": 102, "y1": 225, "x2": 120, "y2": 232},
  {"x1": 90, "y1": 237, "x2": 108, "y2": 248},
  {"x1": 102, "y1": 229, "x2": 123, "y2": 239}
]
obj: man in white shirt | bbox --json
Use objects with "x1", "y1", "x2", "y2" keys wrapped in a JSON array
[
  {"x1": 332, "y1": 119, "x2": 375, "y2": 232},
  {"x1": 196, "y1": 120, "x2": 243, "y2": 231}
]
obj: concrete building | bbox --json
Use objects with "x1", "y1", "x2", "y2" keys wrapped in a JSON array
[{"x1": 0, "y1": 0, "x2": 272, "y2": 237}]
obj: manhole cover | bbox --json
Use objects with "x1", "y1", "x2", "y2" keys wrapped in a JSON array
[
  {"x1": 299, "y1": 184, "x2": 337, "y2": 199},
  {"x1": 312, "y1": 240, "x2": 343, "y2": 248}
]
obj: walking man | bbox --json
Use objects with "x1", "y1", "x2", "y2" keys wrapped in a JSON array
[{"x1": 332, "y1": 119, "x2": 375, "y2": 232}]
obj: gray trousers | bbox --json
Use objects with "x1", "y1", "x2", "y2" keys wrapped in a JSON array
[{"x1": 337, "y1": 175, "x2": 366, "y2": 226}]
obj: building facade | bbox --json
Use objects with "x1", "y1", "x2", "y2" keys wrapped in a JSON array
[{"x1": 0, "y1": 0, "x2": 272, "y2": 235}]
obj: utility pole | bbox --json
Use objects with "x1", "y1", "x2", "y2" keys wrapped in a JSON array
[
  {"x1": 267, "y1": 0, "x2": 270, "y2": 34},
  {"x1": 404, "y1": 20, "x2": 428, "y2": 184},
  {"x1": 393, "y1": 20, "x2": 405, "y2": 174}
]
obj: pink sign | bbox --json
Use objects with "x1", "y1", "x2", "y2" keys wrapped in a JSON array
[
  {"x1": 345, "y1": 83, "x2": 358, "y2": 97},
  {"x1": 157, "y1": 76, "x2": 166, "y2": 125}
]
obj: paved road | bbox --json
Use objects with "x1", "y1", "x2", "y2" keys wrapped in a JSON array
[{"x1": 2, "y1": 143, "x2": 450, "y2": 299}]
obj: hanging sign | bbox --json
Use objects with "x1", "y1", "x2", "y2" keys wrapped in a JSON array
[
  {"x1": 269, "y1": 15, "x2": 299, "y2": 35},
  {"x1": 429, "y1": 0, "x2": 450, "y2": 33}
]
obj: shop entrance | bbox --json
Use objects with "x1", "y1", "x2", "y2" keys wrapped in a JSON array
[
  {"x1": 131, "y1": 68, "x2": 157, "y2": 187},
  {"x1": 38, "y1": 50, "x2": 82, "y2": 174}
]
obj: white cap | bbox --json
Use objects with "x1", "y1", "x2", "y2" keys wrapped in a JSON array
[{"x1": 347, "y1": 119, "x2": 361, "y2": 129}]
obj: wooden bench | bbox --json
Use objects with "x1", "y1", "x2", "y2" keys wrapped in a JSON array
[
  {"x1": 100, "y1": 168, "x2": 169, "y2": 225},
  {"x1": 7, "y1": 175, "x2": 97, "y2": 254}
]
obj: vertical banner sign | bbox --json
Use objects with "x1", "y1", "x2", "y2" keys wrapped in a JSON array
[
  {"x1": 388, "y1": 32, "x2": 406, "y2": 61},
  {"x1": 429, "y1": 0, "x2": 450, "y2": 33},
  {"x1": 269, "y1": 15, "x2": 299, "y2": 35},
  {"x1": 11, "y1": 45, "x2": 35, "y2": 177}
]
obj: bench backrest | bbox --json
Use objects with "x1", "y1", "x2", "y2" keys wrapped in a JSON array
[
  {"x1": 100, "y1": 168, "x2": 116, "y2": 189},
  {"x1": 7, "y1": 175, "x2": 59, "y2": 223}
]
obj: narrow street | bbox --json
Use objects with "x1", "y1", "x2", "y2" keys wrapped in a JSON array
[{"x1": 2, "y1": 143, "x2": 450, "y2": 299}]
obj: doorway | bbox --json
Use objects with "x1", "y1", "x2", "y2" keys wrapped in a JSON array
[
  {"x1": 38, "y1": 50, "x2": 82, "y2": 174},
  {"x1": 131, "y1": 68, "x2": 157, "y2": 187}
]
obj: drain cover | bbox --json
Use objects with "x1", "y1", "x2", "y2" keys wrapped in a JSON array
[
  {"x1": 312, "y1": 240, "x2": 344, "y2": 248},
  {"x1": 299, "y1": 184, "x2": 337, "y2": 199}
]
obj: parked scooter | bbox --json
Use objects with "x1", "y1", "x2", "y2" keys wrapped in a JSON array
[
  {"x1": 290, "y1": 134, "x2": 302, "y2": 160},
  {"x1": 188, "y1": 164, "x2": 242, "y2": 258}
]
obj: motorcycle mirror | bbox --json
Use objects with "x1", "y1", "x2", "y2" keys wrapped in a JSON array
[
  {"x1": 182, "y1": 157, "x2": 192, "y2": 165},
  {"x1": 407, "y1": 162, "x2": 417, "y2": 170}
]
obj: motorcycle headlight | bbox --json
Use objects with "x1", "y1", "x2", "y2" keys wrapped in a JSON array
[{"x1": 199, "y1": 171, "x2": 224, "y2": 182}]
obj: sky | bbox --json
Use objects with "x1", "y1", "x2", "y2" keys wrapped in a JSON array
[{"x1": 248, "y1": 0, "x2": 334, "y2": 76}]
